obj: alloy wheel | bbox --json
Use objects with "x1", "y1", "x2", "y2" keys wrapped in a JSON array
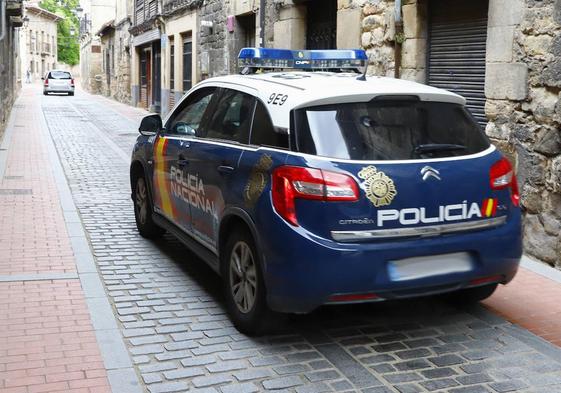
[
  {"x1": 135, "y1": 178, "x2": 148, "y2": 225},
  {"x1": 229, "y1": 241, "x2": 257, "y2": 314}
]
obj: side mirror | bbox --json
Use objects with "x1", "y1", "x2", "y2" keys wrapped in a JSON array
[
  {"x1": 139, "y1": 114, "x2": 162, "y2": 136},
  {"x1": 41, "y1": 77, "x2": 44, "y2": 80}
]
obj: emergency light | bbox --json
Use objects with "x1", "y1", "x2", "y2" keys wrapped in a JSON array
[{"x1": 238, "y1": 48, "x2": 367, "y2": 72}]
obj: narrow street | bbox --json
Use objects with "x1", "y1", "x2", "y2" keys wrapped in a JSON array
[{"x1": 2, "y1": 84, "x2": 561, "y2": 393}]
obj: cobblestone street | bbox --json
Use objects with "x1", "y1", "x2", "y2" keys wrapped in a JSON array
[{"x1": 3, "y1": 85, "x2": 561, "y2": 393}]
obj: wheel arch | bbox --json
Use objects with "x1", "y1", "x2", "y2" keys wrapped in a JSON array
[
  {"x1": 218, "y1": 208, "x2": 264, "y2": 272},
  {"x1": 130, "y1": 159, "x2": 156, "y2": 207}
]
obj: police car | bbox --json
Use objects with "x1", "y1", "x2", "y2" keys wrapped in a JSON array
[{"x1": 130, "y1": 48, "x2": 522, "y2": 334}]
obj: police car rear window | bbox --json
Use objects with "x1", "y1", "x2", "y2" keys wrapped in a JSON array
[{"x1": 294, "y1": 101, "x2": 490, "y2": 160}]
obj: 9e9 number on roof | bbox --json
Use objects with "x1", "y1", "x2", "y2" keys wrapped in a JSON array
[{"x1": 268, "y1": 93, "x2": 288, "y2": 106}]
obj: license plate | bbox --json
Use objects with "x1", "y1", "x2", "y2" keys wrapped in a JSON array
[{"x1": 388, "y1": 252, "x2": 473, "y2": 282}]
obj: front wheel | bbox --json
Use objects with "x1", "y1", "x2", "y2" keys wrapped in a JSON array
[
  {"x1": 133, "y1": 175, "x2": 164, "y2": 239},
  {"x1": 222, "y1": 230, "x2": 272, "y2": 335}
]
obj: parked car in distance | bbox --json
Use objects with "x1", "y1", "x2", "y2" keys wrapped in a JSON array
[{"x1": 43, "y1": 70, "x2": 75, "y2": 96}]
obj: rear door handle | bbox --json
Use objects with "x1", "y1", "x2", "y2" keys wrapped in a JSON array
[
  {"x1": 177, "y1": 154, "x2": 189, "y2": 167},
  {"x1": 217, "y1": 165, "x2": 234, "y2": 174}
]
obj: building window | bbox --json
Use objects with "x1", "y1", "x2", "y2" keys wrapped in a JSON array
[
  {"x1": 182, "y1": 34, "x2": 192, "y2": 93},
  {"x1": 135, "y1": 0, "x2": 158, "y2": 25}
]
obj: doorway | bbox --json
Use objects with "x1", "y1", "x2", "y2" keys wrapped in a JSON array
[{"x1": 306, "y1": 0, "x2": 337, "y2": 49}]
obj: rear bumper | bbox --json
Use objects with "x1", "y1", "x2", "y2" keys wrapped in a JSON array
[
  {"x1": 44, "y1": 86, "x2": 74, "y2": 93},
  {"x1": 260, "y1": 211, "x2": 522, "y2": 314}
]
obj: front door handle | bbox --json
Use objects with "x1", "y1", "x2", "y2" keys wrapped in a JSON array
[{"x1": 217, "y1": 165, "x2": 234, "y2": 174}]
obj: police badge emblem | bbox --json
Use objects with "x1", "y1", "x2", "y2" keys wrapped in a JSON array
[
  {"x1": 244, "y1": 155, "x2": 273, "y2": 207},
  {"x1": 358, "y1": 166, "x2": 397, "y2": 207}
]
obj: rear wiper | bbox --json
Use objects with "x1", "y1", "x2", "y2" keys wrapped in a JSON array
[{"x1": 414, "y1": 144, "x2": 467, "y2": 154}]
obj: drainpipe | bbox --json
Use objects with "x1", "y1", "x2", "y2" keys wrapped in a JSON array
[
  {"x1": 0, "y1": 0, "x2": 7, "y2": 42},
  {"x1": 394, "y1": 0, "x2": 403, "y2": 79},
  {"x1": 259, "y1": 0, "x2": 265, "y2": 47}
]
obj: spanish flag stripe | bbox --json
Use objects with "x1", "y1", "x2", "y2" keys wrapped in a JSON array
[
  {"x1": 482, "y1": 198, "x2": 497, "y2": 217},
  {"x1": 154, "y1": 138, "x2": 175, "y2": 220}
]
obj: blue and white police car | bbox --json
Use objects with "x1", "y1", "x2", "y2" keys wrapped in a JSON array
[{"x1": 130, "y1": 48, "x2": 522, "y2": 334}]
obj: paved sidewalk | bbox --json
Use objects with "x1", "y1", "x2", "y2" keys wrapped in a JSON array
[
  {"x1": 0, "y1": 88, "x2": 116, "y2": 393},
  {"x1": 484, "y1": 258, "x2": 561, "y2": 347}
]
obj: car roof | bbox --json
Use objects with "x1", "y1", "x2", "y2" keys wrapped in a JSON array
[{"x1": 195, "y1": 72, "x2": 466, "y2": 129}]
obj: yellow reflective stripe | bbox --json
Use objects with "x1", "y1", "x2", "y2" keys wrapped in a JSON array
[
  {"x1": 155, "y1": 138, "x2": 174, "y2": 219},
  {"x1": 485, "y1": 199, "x2": 494, "y2": 217}
]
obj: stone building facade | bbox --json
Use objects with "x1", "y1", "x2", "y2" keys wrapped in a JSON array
[
  {"x1": 79, "y1": 0, "x2": 116, "y2": 93},
  {"x1": 97, "y1": 0, "x2": 133, "y2": 104},
  {"x1": 0, "y1": 0, "x2": 23, "y2": 135},
  {"x1": 19, "y1": 3, "x2": 61, "y2": 82}
]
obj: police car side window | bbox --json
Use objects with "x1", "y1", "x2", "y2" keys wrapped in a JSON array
[
  {"x1": 203, "y1": 89, "x2": 254, "y2": 144},
  {"x1": 250, "y1": 101, "x2": 288, "y2": 149},
  {"x1": 166, "y1": 87, "x2": 216, "y2": 136}
]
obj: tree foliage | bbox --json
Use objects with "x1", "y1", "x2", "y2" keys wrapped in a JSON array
[{"x1": 40, "y1": 0, "x2": 80, "y2": 66}]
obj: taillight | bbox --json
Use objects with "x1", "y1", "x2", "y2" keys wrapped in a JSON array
[
  {"x1": 272, "y1": 166, "x2": 359, "y2": 226},
  {"x1": 490, "y1": 157, "x2": 519, "y2": 206},
  {"x1": 71, "y1": 78, "x2": 75, "y2": 86},
  {"x1": 44, "y1": 78, "x2": 48, "y2": 86}
]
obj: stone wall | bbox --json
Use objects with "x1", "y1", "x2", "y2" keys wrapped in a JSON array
[
  {"x1": 198, "y1": 0, "x2": 229, "y2": 78},
  {"x1": 0, "y1": 8, "x2": 21, "y2": 137},
  {"x1": 111, "y1": 19, "x2": 132, "y2": 104},
  {"x1": 485, "y1": 0, "x2": 561, "y2": 268}
]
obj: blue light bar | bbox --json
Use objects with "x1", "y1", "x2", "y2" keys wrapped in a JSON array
[{"x1": 238, "y1": 48, "x2": 367, "y2": 71}]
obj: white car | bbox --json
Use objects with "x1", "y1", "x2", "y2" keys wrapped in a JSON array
[{"x1": 43, "y1": 70, "x2": 75, "y2": 96}]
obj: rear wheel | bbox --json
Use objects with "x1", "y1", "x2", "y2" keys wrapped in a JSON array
[
  {"x1": 133, "y1": 175, "x2": 164, "y2": 239},
  {"x1": 447, "y1": 283, "x2": 498, "y2": 305},
  {"x1": 69, "y1": 92, "x2": 74, "y2": 96},
  {"x1": 43, "y1": 91, "x2": 48, "y2": 96},
  {"x1": 222, "y1": 229, "x2": 272, "y2": 335}
]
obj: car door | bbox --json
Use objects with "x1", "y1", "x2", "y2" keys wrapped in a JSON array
[
  {"x1": 154, "y1": 86, "x2": 218, "y2": 233},
  {"x1": 183, "y1": 88, "x2": 256, "y2": 251}
]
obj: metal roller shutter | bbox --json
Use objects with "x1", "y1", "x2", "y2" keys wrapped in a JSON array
[{"x1": 428, "y1": 0, "x2": 489, "y2": 127}]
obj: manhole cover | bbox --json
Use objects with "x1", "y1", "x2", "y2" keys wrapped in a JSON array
[{"x1": 0, "y1": 189, "x2": 32, "y2": 195}]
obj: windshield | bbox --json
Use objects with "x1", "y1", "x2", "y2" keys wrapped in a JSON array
[
  {"x1": 294, "y1": 100, "x2": 490, "y2": 160},
  {"x1": 49, "y1": 71, "x2": 72, "y2": 80}
]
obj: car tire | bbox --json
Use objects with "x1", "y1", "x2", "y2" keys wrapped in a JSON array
[
  {"x1": 69, "y1": 92, "x2": 74, "y2": 96},
  {"x1": 222, "y1": 229, "x2": 273, "y2": 335},
  {"x1": 133, "y1": 174, "x2": 165, "y2": 239},
  {"x1": 43, "y1": 92, "x2": 48, "y2": 96},
  {"x1": 447, "y1": 283, "x2": 498, "y2": 305}
]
